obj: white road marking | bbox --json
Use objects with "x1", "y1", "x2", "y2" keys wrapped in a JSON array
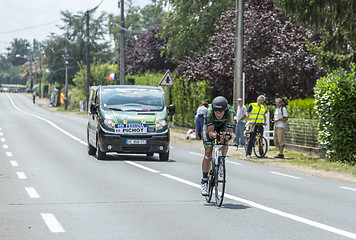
[
  {"x1": 10, "y1": 161, "x2": 19, "y2": 167},
  {"x1": 189, "y1": 152, "x2": 204, "y2": 157},
  {"x1": 270, "y1": 171, "x2": 301, "y2": 179},
  {"x1": 339, "y1": 186, "x2": 356, "y2": 192},
  {"x1": 161, "y1": 174, "x2": 201, "y2": 188},
  {"x1": 6, "y1": 152, "x2": 12, "y2": 157},
  {"x1": 124, "y1": 161, "x2": 160, "y2": 173},
  {"x1": 6, "y1": 94, "x2": 356, "y2": 239},
  {"x1": 226, "y1": 160, "x2": 242, "y2": 166},
  {"x1": 25, "y1": 187, "x2": 40, "y2": 198},
  {"x1": 0, "y1": 137, "x2": 5, "y2": 142},
  {"x1": 0, "y1": 132, "x2": 3, "y2": 136},
  {"x1": 3, "y1": 144, "x2": 8, "y2": 149},
  {"x1": 7, "y1": 94, "x2": 87, "y2": 146},
  {"x1": 17, "y1": 172, "x2": 27, "y2": 179},
  {"x1": 133, "y1": 164, "x2": 356, "y2": 239},
  {"x1": 41, "y1": 213, "x2": 65, "y2": 233}
]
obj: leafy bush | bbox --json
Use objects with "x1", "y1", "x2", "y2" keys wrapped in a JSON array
[
  {"x1": 314, "y1": 63, "x2": 356, "y2": 163},
  {"x1": 72, "y1": 60, "x2": 119, "y2": 99},
  {"x1": 176, "y1": 1, "x2": 323, "y2": 103},
  {"x1": 287, "y1": 98, "x2": 316, "y2": 119},
  {"x1": 171, "y1": 78, "x2": 213, "y2": 128}
]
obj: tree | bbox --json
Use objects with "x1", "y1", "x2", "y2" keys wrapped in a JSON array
[
  {"x1": 276, "y1": 0, "x2": 356, "y2": 71},
  {"x1": 176, "y1": 0, "x2": 323, "y2": 103},
  {"x1": 72, "y1": 60, "x2": 118, "y2": 98},
  {"x1": 109, "y1": 0, "x2": 164, "y2": 47},
  {"x1": 6, "y1": 38, "x2": 31, "y2": 66},
  {"x1": 42, "y1": 10, "x2": 113, "y2": 86},
  {"x1": 125, "y1": 23, "x2": 176, "y2": 75},
  {"x1": 159, "y1": 0, "x2": 233, "y2": 62}
]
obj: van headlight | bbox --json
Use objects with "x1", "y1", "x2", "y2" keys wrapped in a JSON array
[
  {"x1": 156, "y1": 119, "x2": 167, "y2": 131},
  {"x1": 103, "y1": 118, "x2": 116, "y2": 129}
]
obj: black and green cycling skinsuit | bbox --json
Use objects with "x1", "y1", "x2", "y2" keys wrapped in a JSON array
[{"x1": 203, "y1": 104, "x2": 235, "y2": 147}]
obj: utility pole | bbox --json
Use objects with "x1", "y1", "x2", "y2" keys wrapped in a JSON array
[
  {"x1": 119, "y1": 0, "x2": 125, "y2": 85},
  {"x1": 29, "y1": 50, "x2": 33, "y2": 90},
  {"x1": 64, "y1": 37, "x2": 69, "y2": 110},
  {"x1": 86, "y1": 10, "x2": 90, "y2": 110},
  {"x1": 233, "y1": 0, "x2": 244, "y2": 112}
]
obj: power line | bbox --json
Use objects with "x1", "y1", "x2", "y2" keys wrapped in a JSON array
[{"x1": 0, "y1": 20, "x2": 61, "y2": 35}]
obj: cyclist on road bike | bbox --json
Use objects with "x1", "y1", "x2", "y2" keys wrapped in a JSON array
[
  {"x1": 245, "y1": 95, "x2": 267, "y2": 158},
  {"x1": 201, "y1": 96, "x2": 234, "y2": 196}
]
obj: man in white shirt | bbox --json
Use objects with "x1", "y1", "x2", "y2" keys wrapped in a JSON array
[
  {"x1": 235, "y1": 98, "x2": 247, "y2": 147},
  {"x1": 272, "y1": 98, "x2": 289, "y2": 158}
]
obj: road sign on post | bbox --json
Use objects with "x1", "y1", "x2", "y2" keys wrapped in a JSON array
[{"x1": 158, "y1": 70, "x2": 174, "y2": 87}]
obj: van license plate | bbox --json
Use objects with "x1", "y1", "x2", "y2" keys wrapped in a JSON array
[{"x1": 126, "y1": 139, "x2": 147, "y2": 145}]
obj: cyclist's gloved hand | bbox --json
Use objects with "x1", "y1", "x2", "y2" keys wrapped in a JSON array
[{"x1": 225, "y1": 132, "x2": 231, "y2": 141}]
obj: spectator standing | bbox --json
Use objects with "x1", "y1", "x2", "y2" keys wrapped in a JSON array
[
  {"x1": 235, "y1": 98, "x2": 247, "y2": 147},
  {"x1": 195, "y1": 101, "x2": 209, "y2": 140},
  {"x1": 272, "y1": 98, "x2": 289, "y2": 158},
  {"x1": 33, "y1": 91, "x2": 36, "y2": 104},
  {"x1": 245, "y1": 95, "x2": 267, "y2": 158}
]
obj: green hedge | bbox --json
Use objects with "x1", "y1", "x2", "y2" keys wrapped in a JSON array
[
  {"x1": 287, "y1": 98, "x2": 316, "y2": 119},
  {"x1": 314, "y1": 63, "x2": 356, "y2": 163},
  {"x1": 170, "y1": 78, "x2": 213, "y2": 128}
]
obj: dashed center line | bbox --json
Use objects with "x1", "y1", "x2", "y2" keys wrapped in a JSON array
[
  {"x1": 270, "y1": 171, "x2": 301, "y2": 179},
  {"x1": 339, "y1": 186, "x2": 356, "y2": 192},
  {"x1": 10, "y1": 161, "x2": 19, "y2": 167},
  {"x1": 189, "y1": 152, "x2": 203, "y2": 157},
  {"x1": 0, "y1": 132, "x2": 3, "y2": 136},
  {"x1": 226, "y1": 160, "x2": 242, "y2": 166},
  {"x1": 6, "y1": 152, "x2": 12, "y2": 157},
  {"x1": 17, "y1": 172, "x2": 27, "y2": 179},
  {"x1": 25, "y1": 187, "x2": 40, "y2": 198},
  {"x1": 124, "y1": 161, "x2": 160, "y2": 173},
  {"x1": 3, "y1": 144, "x2": 8, "y2": 149},
  {"x1": 0, "y1": 137, "x2": 5, "y2": 142},
  {"x1": 41, "y1": 213, "x2": 65, "y2": 233}
]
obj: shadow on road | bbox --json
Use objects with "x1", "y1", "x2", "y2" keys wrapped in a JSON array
[
  {"x1": 205, "y1": 203, "x2": 250, "y2": 210},
  {"x1": 93, "y1": 153, "x2": 176, "y2": 163}
]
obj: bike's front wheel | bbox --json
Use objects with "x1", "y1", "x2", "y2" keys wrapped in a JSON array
[
  {"x1": 253, "y1": 135, "x2": 268, "y2": 158},
  {"x1": 205, "y1": 161, "x2": 215, "y2": 203},
  {"x1": 215, "y1": 156, "x2": 226, "y2": 207}
]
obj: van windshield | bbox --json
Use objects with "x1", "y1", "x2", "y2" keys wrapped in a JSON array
[{"x1": 100, "y1": 88, "x2": 165, "y2": 111}]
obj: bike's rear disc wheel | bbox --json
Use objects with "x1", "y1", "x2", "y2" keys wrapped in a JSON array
[
  {"x1": 253, "y1": 136, "x2": 268, "y2": 158},
  {"x1": 215, "y1": 157, "x2": 226, "y2": 207}
]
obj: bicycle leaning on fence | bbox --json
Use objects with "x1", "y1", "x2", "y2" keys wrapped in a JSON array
[
  {"x1": 205, "y1": 133, "x2": 235, "y2": 207},
  {"x1": 244, "y1": 123, "x2": 268, "y2": 158}
]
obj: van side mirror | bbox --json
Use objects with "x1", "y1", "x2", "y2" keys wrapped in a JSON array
[
  {"x1": 167, "y1": 104, "x2": 175, "y2": 116},
  {"x1": 90, "y1": 103, "x2": 98, "y2": 114}
]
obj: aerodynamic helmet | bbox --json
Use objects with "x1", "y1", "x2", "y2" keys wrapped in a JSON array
[{"x1": 211, "y1": 96, "x2": 228, "y2": 112}]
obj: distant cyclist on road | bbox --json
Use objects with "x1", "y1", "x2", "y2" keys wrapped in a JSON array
[{"x1": 201, "y1": 96, "x2": 234, "y2": 196}]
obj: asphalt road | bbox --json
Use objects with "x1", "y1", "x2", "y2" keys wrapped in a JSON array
[{"x1": 1, "y1": 93, "x2": 356, "y2": 240}]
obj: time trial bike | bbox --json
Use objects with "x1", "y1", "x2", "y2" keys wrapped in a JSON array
[{"x1": 205, "y1": 133, "x2": 234, "y2": 207}]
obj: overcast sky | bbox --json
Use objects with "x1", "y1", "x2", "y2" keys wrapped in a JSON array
[{"x1": 0, "y1": 0, "x2": 153, "y2": 55}]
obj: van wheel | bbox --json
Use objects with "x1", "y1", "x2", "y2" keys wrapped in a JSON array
[
  {"x1": 146, "y1": 153, "x2": 154, "y2": 157},
  {"x1": 159, "y1": 151, "x2": 169, "y2": 161},
  {"x1": 87, "y1": 134, "x2": 96, "y2": 155},
  {"x1": 88, "y1": 143, "x2": 96, "y2": 155},
  {"x1": 96, "y1": 140, "x2": 106, "y2": 160}
]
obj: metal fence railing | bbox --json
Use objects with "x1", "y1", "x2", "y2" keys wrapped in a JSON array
[{"x1": 285, "y1": 119, "x2": 319, "y2": 148}]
